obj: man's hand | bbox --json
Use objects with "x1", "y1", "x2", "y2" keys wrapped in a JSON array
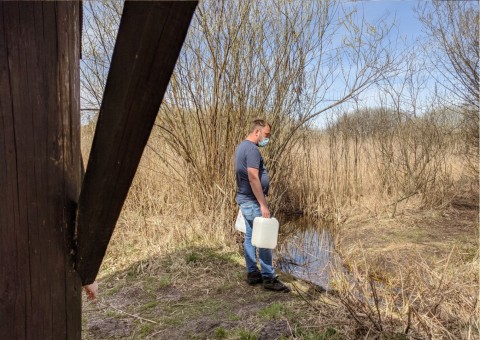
[
  {"x1": 260, "y1": 204, "x2": 271, "y2": 218},
  {"x1": 83, "y1": 281, "x2": 98, "y2": 301}
]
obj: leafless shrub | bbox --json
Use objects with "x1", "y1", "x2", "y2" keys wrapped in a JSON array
[
  {"x1": 80, "y1": 1, "x2": 123, "y2": 119},
  {"x1": 152, "y1": 0, "x2": 399, "y2": 215},
  {"x1": 332, "y1": 248, "x2": 479, "y2": 339},
  {"x1": 416, "y1": 1, "x2": 479, "y2": 173}
]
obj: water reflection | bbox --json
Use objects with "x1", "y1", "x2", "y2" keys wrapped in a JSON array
[{"x1": 276, "y1": 222, "x2": 338, "y2": 291}]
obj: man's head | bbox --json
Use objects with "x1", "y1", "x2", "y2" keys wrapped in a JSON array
[{"x1": 248, "y1": 119, "x2": 271, "y2": 147}]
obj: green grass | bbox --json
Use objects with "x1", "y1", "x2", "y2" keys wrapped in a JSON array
[
  {"x1": 193, "y1": 298, "x2": 224, "y2": 314},
  {"x1": 384, "y1": 333, "x2": 408, "y2": 340},
  {"x1": 214, "y1": 327, "x2": 228, "y2": 339},
  {"x1": 85, "y1": 247, "x2": 334, "y2": 339},
  {"x1": 185, "y1": 248, "x2": 244, "y2": 266},
  {"x1": 234, "y1": 269, "x2": 246, "y2": 281},
  {"x1": 206, "y1": 249, "x2": 243, "y2": 264},
  {"x1": 142, "y1": 300, "x2": 159, "y2": 310},
  {"x1": 186, "y1": 252, "x2": 200, "y2": 264},
  {"x1": 215, "y1": 282, "x2": 236, "y2": 294},
  {"x1": 158, "y1": 275, "x2": 172, "y2": 288},
  {"x1": 138, "y1": 322, "x2": 155, "y2": 337},
  {"x1": 227, "y1": 312, "x2": 241, "y2": 321},
  {"x1": 238, "y1": 329, "x2": 258, "y2": 340},
  {"x1": 161, "y1": 315, "x2": 183, "y2": 326},
  {"x1": 105, "y1": 310, "x2": 123, "y2": 318},
  {"x1": 457, "y1": 242, "x2": 478, "y2": 262},
  {"x1": 139, "y1": 274, "x2": 173, "y2": 303},
  {"x1": 104, "y1": 285, "x2": 122, "y2": 296},
  {"x1": 258, "y1": 302, "x2": 291, "y2": 320}
]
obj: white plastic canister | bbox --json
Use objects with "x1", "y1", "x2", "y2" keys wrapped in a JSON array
[
  {"x1": 235, "y1": 209, "x2": 246, "y2": 233},
  {"x1": 251, "y1": 217, "x2": 279, "y2": 249}
]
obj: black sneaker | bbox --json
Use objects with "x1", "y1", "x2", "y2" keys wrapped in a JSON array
[
  {"x1": 247, "y1": 271, "x2": 263, "y2": 285},
  {"x1": 263, "y1": 276, "x2": 291, "y2": 293}
]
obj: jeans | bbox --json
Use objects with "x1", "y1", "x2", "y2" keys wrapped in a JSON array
[{"x1": 239, "y1": 201, "x2": 275, "y2": 278}]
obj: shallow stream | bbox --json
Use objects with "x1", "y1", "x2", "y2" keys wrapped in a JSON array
[{"x1": 275, "y1": 218, "x2": 339, "y2": 291}]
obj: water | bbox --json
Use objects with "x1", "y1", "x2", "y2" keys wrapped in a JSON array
[
  {"x1": 275, "y1": 220, "x2": 393, "y2": 307},
  {"x1": 276, "y1": 220, "x2": 339, "y2": 291}
]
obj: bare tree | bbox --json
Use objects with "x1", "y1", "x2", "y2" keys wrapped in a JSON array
[
  {"x1": 416, "y1": 1, "x2": 479, "y2": 166},
  {"x1": 80, "y1": 0, "x2": 401, "y2": 212},
  {"x1": 80, "y1": 1, "x2": 123, "y2": 120},
  {"x1": 153, "y1": 0, "x2": 400, "y2": 211}
]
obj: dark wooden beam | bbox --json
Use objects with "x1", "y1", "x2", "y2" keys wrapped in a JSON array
[
  {"x1": 0, "y1": 2, "x2": 82, "y2": 338},
  {"x1": 76, "y1": 1, "x2": 198, "y2": 284}
]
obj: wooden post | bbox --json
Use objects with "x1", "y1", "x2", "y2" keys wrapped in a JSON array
[
  {"x1": 0, "y1": 2, "x2": 82, "y2": 339},
  {"x1": 76, "y1": 1, "x2": 198, "y2": 285}
]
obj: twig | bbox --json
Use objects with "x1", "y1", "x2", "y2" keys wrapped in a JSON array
[
  {"x1": 99, "y1": 301, "x2": 158, "y2": 324},
  {"x1": 290, "y1": 281, "x2": 321, "y2": 312},
  {"x1": 284, "y1": 317, "x2": 295, "y2": 338},
  {"x1": 147, "y1": 329, "x2": 165, "y2": 338},
  {"x1": 290, "y1": 281, "x2": 337, "y2": 310},
  {"x1": 369, "y1": 279, "x2": 383, "y2": 332},
  {"x1": 405, "y1": 305, "x2": 412, "y2": 335}
]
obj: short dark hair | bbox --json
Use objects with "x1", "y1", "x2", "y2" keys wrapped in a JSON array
[{"x1": 250, "y1": 119, "x2": 270, "y2": 132}]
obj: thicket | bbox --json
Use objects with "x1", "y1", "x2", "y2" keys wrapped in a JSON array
[{"x1": 80, "y1": 1, "x2": 479, "y2": 338}]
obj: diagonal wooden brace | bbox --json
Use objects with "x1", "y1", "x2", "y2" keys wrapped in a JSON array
[{"x1": 76, "y1": 1, "x2": 198, "y2": 285}]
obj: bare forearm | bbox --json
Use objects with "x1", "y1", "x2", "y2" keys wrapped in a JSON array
[
  {"x1": 247, "y1": 167, "x2": 270, "y2": 217},
  {"x1": 250, "y1": 177, "x2": 267, "y2": 207}
]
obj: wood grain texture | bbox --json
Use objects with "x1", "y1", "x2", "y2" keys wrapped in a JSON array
[
  {"x1": 0, "y1": 2, "x2": 82, "y2": 339},
  {"x1": 75, "y1": 1, "x2": 197, "y2": 285}
]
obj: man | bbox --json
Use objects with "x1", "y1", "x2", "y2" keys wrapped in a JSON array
[{"x1": 235, "y1": 119, "x2": 290, "y2": 293}]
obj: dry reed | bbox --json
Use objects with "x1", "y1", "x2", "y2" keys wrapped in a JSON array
[{"x1": 81, "y1": 103, "x2": 478, "y2": 338}]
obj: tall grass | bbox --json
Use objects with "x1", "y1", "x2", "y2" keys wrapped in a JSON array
[
  {"x1": 81, "y1": 106, "x2": 476, "y2": 259},
  {"x1": 271, "y1": 108, "x2": 473, "y2": 224},
  {"x1": 79, "y1": 1, "x2": 477, "y2": 336},
  {"x1": 81, "y1": 104, "x2": 478, "y2": 338},
  {"x1": 331, "y1": 246, "x2": 479, "y2": 339}
]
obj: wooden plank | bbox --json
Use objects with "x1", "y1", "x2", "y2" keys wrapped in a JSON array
[
  {"x1": 55, "y1": 2, "x2": 83, "y2": 338},
  {"x1": 0, "y1": 1, "x2": 82, "y2": 338},
  {"x1": 0, "y1": 3, "x2": 25, "y2": 339},
  {"x1": 1, "y1": 4, "x2": 32, "y2": 337},
  {"x1": 75, "y1": 1, "x2": 198, "y2": 284}
]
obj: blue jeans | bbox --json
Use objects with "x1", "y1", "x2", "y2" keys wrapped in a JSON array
[{"x1": 239, "y1": 201, "x2": 275, "y2": 278}]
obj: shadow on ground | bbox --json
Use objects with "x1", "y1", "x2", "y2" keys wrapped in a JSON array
[{"x1": 81, "y1": 247, "x2": 339, "y2": 340}]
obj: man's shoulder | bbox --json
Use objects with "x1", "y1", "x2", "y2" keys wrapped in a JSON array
[{"x1": 237, "y1": 140, "x2": 258, "y2": 153}]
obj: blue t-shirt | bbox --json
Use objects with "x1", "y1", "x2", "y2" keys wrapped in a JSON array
[{"x1": 235, "y1": 140, "x2": 270, "y2": 204}]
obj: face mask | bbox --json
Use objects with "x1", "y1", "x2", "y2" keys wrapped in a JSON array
[{"x1": 258, "y1": 137, "x2": 270, "y2": 147}]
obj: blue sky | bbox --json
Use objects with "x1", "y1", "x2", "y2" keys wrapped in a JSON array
[
  {"x1": 359, "y1": 0, "x2": 422, "y2": 44},
  {"x1": 324, "y1": 0, "x2": 435, "y2": 119},
  {"x1": 308, "y1": 0, "x2": 435, "y2": 126},
  {"x1": 81, "y1": 1, "x2": 477, "y2": 125}
]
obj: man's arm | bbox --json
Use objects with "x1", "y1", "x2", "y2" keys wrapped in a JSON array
[{"x1": 247, "y1": 167, "x2": 270, "y2": 218}]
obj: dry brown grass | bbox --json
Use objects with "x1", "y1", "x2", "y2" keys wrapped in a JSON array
[
  {"x1": 81, "y1": 115, "x2": 478, "y2": 338},
  {"x1": 283, "y1": 130, "x2": 467, "y2": 213},
  {"x1": 82, "y1": 246, "x2": 346, "y2": 339},
  {"x1": 82, "y1": 121, "x2": 237, "y2": 276},
  {"x1": 331, "y1": 247, "x2": 479, "y2": 339}
]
